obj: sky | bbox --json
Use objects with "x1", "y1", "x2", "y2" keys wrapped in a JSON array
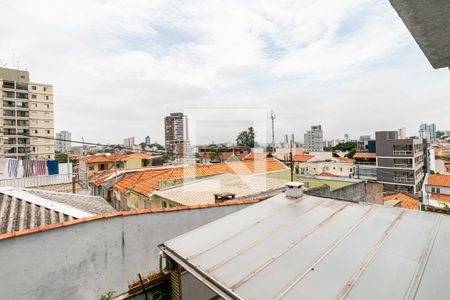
[{"x1": 0, "y1": 0, "x2": 449, "y2": 146}]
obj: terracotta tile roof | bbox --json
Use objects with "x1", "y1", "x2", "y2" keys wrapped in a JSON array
[
  {"x1": 243, "y1": 152, "x2": 272, "y2": 160},
  {"x1": 427, "y1": 174, "x2": 450, "y2": 188},
  {"x1": 0, "y1": 200, "x2": 257, "y2": 241},
  {"x1": 81, "y1": 153, "x2": 151, "y2": 164},
  {"x1": 292, "y1": 155, "x2": 314, "y2": 162},
  {"x1": 430, "y1": 193, "x2": 450, "y2": 203},
  {"x1": 113, "y1": 158, "x2": 288, "y2": 197},
  {"x1": 90, "y1": 169, "x2": 118, "y2": 186},
  {"x1": 79, "y1": 155, "x2": 111, "y2": 163},
  {"x1": 353, "y1": 153, "x2": 376, "y2": 159},
  {"x1": 317, "y1": 172, "x2": 338, "y2": 177},
  {"x1": 384, "y1": 193, "x2": 420, "y2": 210}
]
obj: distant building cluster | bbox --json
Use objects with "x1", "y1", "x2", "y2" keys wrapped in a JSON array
[{"x1": 55, "y1": 130, "x2": 71, "y2": 153}]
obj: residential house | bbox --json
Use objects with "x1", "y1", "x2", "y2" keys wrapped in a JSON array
[
  {"x1": 289, "y1": 153, "x2": 355, "y2": 178},
  {"x1": 423, "y1": 174, "x2": 450, "y2": 208}
]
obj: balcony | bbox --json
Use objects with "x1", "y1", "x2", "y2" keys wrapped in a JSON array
[
  {"x1": 2, "y1": 81, "x2": 15, "y2": 89},
  {"x1": 15, "y1": 82, "x2": 28, "y2": 90},
  {"x1": 393, "y1": 164, "x2": 413, "y2": 168},
  {"x1": 4, "y1": 148, "x2": 17, "y2": 154},
  {"x1": 3, "y1": 101, "x2": 15, "y2": 108},
  {"x1": 394, "y1": 177, "x2": 414, "y2": 183},
  {"x1": 16, "y1": 112, "x2": 29, "y2": 118},
  {"x1": 16, "y1": 103, "x2": 29, "y2": 109},
  {"x1": 354, "y1": 161, "x2": 376, "y2": 166},
  {"x1": 3, "y1": 111, "x2": 15, "y2": 117},
  {"x1": 393, "y1": 150, "x2": 412, "y2": 155}
]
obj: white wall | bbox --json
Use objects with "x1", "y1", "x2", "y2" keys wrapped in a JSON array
[{"x1": 0, "y1": 204, "x2": 251, "y2": 300}]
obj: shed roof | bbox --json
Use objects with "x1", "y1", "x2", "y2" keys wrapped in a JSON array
[
  {"x1": 427, "y1": 174, "x2": 450, "y2": 188},
  {"x1": 161, "y1": 194, "x2": 448, "y2": 299}
]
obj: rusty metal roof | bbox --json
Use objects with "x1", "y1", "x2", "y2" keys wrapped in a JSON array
[{"x1": 161, "y1": 193, "x2": 449, "y2": 299}]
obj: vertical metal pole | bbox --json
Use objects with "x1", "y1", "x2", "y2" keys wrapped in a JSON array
[
  {"x1": 72, "y1": 175, "x2": 76, "y2": 194},
  {"x1": 290, "y1": 137, "x2": 294, "y2": 182},
  {"x1": 138, "y1": 273, "x2": 149, "y2": 300}
]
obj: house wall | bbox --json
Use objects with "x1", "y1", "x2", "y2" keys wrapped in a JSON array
[
  {"x1": 295, "y1": 161, "x2": 354, "y2": 178},
  {"x1": 125, "y1": 157, "x2": 143, "y2": 169},
  {"x1": 0, "y1": 204, "x2": 252, "y2": 300}
]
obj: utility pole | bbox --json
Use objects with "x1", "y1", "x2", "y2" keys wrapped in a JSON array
[
  {"x1": 290, "y1": 136, "x2": 294, "y2": 182},
  {"x1": 270, "y1": 110, "x2": 276, "y2": 151}
]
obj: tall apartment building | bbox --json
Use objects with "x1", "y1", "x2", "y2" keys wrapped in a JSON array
[
  {"x1": 145, "y1": 136, "x2": 151, "y2": 145},
  {"x1": 164, "y1": 112, "x2": 189, "y2": 160},
  {"x1": 375, "y1": 131, "x2": 425, "y2": 193},
  {"x1": 304, "y1": 125, "x2": 323, "y2": 152},
  {"x1": 0, "y1": 67, "x2": 54, "y2": 159},
  {"x1": 419, "y1": 123, "x2": 436, "y2": 142},
  {"x1": 55, "y1": 131, "x2": 71, "y2": 153},
  {"x1": 123, "y1": 137, "x2": 135, "y2": 148}
]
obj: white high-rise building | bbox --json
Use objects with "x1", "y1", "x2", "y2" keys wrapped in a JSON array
[
  {"x1": 55, "y1": 131, "x2": 71, "y2": 153},
  {"x1": 419, "y1": 123, "x2": 436, "y2": 142},
  {"x1": 304, "y1": 125, "x2": 323, "y2": 152},
  {"x1": 123, "y1": 137, "x2": 135, "y2": 148}
]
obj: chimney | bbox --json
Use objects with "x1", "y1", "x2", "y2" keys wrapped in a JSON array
[
  {"x1": 214, "y1": 192, "x2": 236, "y2": 204},
  {"x1": 285, "y1": 182, "x2": 305, "y2": 199}
]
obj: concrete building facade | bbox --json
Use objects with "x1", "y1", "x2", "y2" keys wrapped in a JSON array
[
  {"x1": 375, "y1": 131, "x2": 425, "y2": 193},
  {"x1": 0, "y1": 67, "x2": 54, "y2": 159},
  {"x1": 164, "y1": 112, "x2": 189, "y2": 160},
  {"x1": 304, "y1": 125, "x2": 323, "y2": 152},
  {"x1": 123, "y1": 137, "x2": 135, "y2": 148},
  {"x1": 55, "y1": 130, "x2": 71, "y2": 153}
]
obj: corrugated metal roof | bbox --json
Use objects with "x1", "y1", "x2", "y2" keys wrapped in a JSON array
[{"x1": 161, "y1": 193, "x2": 449, "y2": 300}]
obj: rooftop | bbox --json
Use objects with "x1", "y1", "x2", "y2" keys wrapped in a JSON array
[
  {"x1": 161, "y1": 193, "x2": 449, "y2": 299},
  {"x1": 113, "y1": 158, "x2": 288, "y2": 197},
  {"x1": 154, "y1": 174, "x2": 287, "y2": 206},
  {"x1": 384, "y1": 193, "x2": 421, "y2": 210},
  {"x1": 267, "y1": 171, "x2": 355, "y2": 191},
  {"x1": 0, "y1": 187, "x2": 116, "y2": 235},
  {"x1": 292, "y1": 154, "x2": 314, "y2": 162},
  {"x1": 427, "y1": 174, "x2": 450, "y2": 188},
  {"x1": 353, "y1": 153, "x2": 377, "y2": 159}
]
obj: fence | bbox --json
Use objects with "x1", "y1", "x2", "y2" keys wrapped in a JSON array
[{"x1": 0, "y1": 173, "x2": 75, "y2": 188}]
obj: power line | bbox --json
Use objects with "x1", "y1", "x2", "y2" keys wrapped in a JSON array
[{"x1": 5, "y1": 133, "x2": 164, "y2": 154}]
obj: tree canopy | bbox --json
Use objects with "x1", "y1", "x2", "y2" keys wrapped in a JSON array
[{"x1": 236, "y1": 127, "x2": 256, "y2": 148}]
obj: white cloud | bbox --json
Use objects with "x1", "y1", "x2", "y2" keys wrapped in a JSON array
[{"x1": 0, "y1": 0, "x2": 448, "y2": 145}]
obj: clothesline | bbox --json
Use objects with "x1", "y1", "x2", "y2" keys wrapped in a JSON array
[{"x1": 0, "y1": 158, "x2": 61, "y2": 179}]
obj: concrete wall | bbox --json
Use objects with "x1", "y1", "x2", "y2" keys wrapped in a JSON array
[
  {"x1": 307, "y1": 181, "x2": 382, "y2": 204},
  {"x1": 0, "y1": 204, "x2": 252, "y2": 300}
]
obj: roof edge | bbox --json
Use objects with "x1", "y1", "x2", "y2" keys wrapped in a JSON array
[{"x1": 0, "y1": 200, "x2": 258, "y2": 242}]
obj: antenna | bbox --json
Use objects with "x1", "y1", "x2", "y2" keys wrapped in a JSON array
[{"x1": 270, "y1": 110, "x2": 276, "y2": 149}]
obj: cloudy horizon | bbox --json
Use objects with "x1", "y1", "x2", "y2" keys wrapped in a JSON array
[{"x1": 0, "y1": 0, "x2": 448, "y2": 146}]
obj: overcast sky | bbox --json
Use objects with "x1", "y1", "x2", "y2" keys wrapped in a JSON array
[{"x1": 0, "y1": 0, "x2": 448, "y2": 145}]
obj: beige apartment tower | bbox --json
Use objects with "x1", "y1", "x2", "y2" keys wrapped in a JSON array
[{"x1": 0, "y1": 67, "x2": 55, "y2": 159}]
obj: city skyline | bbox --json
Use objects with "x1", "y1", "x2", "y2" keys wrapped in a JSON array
[{"x1": 0, "y1": 0, "x2": 448, "y2": 145}]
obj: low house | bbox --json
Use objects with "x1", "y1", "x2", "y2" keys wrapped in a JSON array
[
  {"x1": 289, "y1": 153, "x2": 355, "y2": 178},
  {"x1": 424, "y1": 174, "x2": 450, "y2": 208},
  {"x1": 0, "y1": 186, "x2": 116, "y2": 234},
  {"x1": 79, "y1": 153, "x2": 157, "y2": 180}
]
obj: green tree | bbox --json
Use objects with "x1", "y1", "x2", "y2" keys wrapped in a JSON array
[
  {"x1": 55, "y1": 152, "x2": 68, "y2": 163},
  {"x1": 345, "y1": 148, "x2": 356, "y2": 158},
  {"x1": 332, "y1": 141, "x2": 357, "y2": 152},
  {"x1": 236, "y1": 127, "x2": 256, "y2": 148}
]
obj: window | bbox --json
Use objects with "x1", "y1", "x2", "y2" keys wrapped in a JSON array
[
  {"x1": 340, "y1": 168, "x2": 343, "y2": 172},
  {"x1": 44, "y1": 112, "x2": 49, "y2": 117},
  {"x1": 32, "y1": 130, "x2": 38, "y2": 134},
  {"x1": 45, "y1": 96, "x2": 49, "y2": 100},
  {"x1": 31, "y1": 111, "x2": 37, "y2": 117},
  {"x1": 31, "y1": 120, "x2": 38, "y2": 125},
  {"x1": 32, "y1": 138, "x2": 38, "y2": 142},
  {"x1": 32, "y1": 86, "x2": 36, "y2": 90},
  {"x1": 45, "y1": 130, "x2": 50, "y2": 134},
  {"x1": 45, "y1": 104, "x2": 50, "y2": 109},
  {"x1": 350, "y1": 168, "x2": 353, "y2": 173},
  {"x1": 43, "y1": 87, "x2": 47, "y2": 92},
  {"x1": 45, "y1": 120, "x2": 50, "y2": 124},
  {"x1": 31, "y1": 95, "x2": 37, "y2": 99},
  {"x1": 31, "y1": 103, "x2": 37, "y2": 108},
  {"x1": 89, "y1": 166, "x2": 95, "y2": 171}
]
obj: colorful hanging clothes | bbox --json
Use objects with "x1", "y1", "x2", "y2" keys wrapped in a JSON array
[
  {"x1": 46, "y1": 160, "x2": 59, "y2": 175},
  {"x1": 23, "y1": 159, "x2": 34, "y2": 177},
  {"x1": 7, "y1": 159, "x2": 19, "y2": 178},
  {"x1": 34, "y1": 160, "x2": 47, "y2": 176}
]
